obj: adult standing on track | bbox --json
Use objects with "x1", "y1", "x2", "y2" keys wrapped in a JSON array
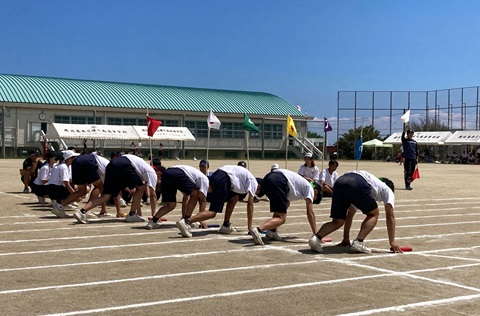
[{"x1": 402, "y1": 126, "x2": 418, "y2": 190}]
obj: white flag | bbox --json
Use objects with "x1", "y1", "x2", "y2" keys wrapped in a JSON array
[
  {"x1": 401, "y1": 110, "x2": 411, "y2": 123},
  {"x1": 207, "y1": 110, "x2": 221, "y2": 130}
]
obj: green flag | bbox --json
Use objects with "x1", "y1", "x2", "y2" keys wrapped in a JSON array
[{"x1": 243, "y1": 113, "x2": 259, "y2": 132}]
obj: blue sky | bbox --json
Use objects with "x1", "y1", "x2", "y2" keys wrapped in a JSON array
[{"x1": 2, "y1": 1, "x2": 480, "y2": 142}]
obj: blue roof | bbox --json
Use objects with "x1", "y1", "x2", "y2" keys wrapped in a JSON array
[{"x1": 0, "y1": 74, "x2": 304, "y2": 116}]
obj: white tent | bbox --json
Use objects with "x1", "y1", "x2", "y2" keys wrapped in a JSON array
[
  {"x1": 362, "y1": 139, "x2": 393, "y2": 148},
  {"x1": 132, "y1": 126, "x2": 195, "y2": 141},
  {"x1": 46, "y1": 123, "x2": 196, "y2": 141},
  {"x1": 45, "y1": 123, "x2": 139, "y2": 140},
  {"x1": 383, "y1": 131, "x2": 452, "y2": 145},
  {"x1": 444, "y1": 131, "x2": 480, "y2": 145}
]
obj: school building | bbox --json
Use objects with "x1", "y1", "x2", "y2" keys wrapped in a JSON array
[{"x1": 0, "y1": 74, "x2": 321, "y2": 159}]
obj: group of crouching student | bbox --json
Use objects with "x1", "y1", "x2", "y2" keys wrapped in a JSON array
[{"x1": 23, "y1": 149, "x2": 403, "y2": 254}]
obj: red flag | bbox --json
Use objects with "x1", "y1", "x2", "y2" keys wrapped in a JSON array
[{"x1": 146, "y1": 116, "x2": 162, "y2": 137}]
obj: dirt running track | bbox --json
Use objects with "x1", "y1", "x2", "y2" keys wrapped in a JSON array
[{"x1": 0, "y1": 158, "x2": 479, "y2": 315}]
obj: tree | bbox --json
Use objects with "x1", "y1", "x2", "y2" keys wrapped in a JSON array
[
  {"x1": 307, "y1": 131, "x2": 322, "y2": 138},
  {"x1": 335, "y1": 125, "x2": 381, "y2": 159},
  {"x1": 409, "y1": 117, "x2": 449, "y2": 131}
]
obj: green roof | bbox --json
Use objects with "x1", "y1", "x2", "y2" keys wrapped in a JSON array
[{"x1": 0, "y1": 74, "x2": 304, "y2": 116}]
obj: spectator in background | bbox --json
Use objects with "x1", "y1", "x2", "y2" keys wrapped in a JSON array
[
  {"x1": 158, "y1": 143, "x2": 164, "y2": 160},
  {"x1": 320, "y1": 160, "x2": 339, "y2": 197},
  {"x1": 21, "y1": 150, "x2": 42, "y2": 193},
  {"x1": 298, "y1": 152, "x2": 320, "y2": 184}
]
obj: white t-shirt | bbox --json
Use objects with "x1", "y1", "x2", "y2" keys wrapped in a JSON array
[
  {"x1": 320, "y1": 168, "x2": 339, "y2": 187},
  {"x1": 344, "y1": 170, "x2": 395, "y2": 208},
  {"x1": 48, "y1": 162, "x2": 70, "y2": 186},
  {"x1": 218, "y1": 165, "x2": 258, "y2": 195},
  {"x1": 93, "y1": 153, "x2": 109, "y2": 183},
  {"x1": 298, "y1": 164, "x2": 320, "y2": 183},
  {"x1": 34, "y1": 162, "x2": 54, "y2": 186},
  {"x1": 273, "y1": 169, "x2": 314, "y2": 202},
  {"x1": 122, "y1": 154, "x2": 157, "y2": 191},
  {"x1": 171, "y1": 165, "x2": 209, "y2": 197}
]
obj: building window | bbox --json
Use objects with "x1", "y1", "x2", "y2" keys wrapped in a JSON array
[{"x1": 54, "y1": 116, "x2": 101, "y2": 124}]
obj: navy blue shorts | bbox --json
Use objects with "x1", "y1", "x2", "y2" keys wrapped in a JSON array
[
  {"x1": 103, "y1": 156, "x2": 143, "y2": 196},
  {"x1": 263, "y1": 171, "x2": 289, "y2": 214},
  {"x1": 330, "y1": 173, "x2": 378, "y2": 220},
  {"x1": 161, "y1": 168, "x2": 197, "y2": 203},
  {"x1": 48, "y1": 184, "x2": 70, "y2": 203},
  {"x1": 32, "y1": 183, "x2": 49, "y2": 197},
  {"x1": 208, "y1": 169, "x2": 237, "y2": 213},
  {"x1": 72, "y1": 154, "x2": 100, "y2": 185}
]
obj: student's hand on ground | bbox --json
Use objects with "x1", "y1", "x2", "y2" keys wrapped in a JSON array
[
  {"x1": 390, "y1": 242, "x2": 403, "y2": 253},
  {"x1": 336, "y1": 238, "x2": 351, "y2": 247},
  {"x1": 199, "y1": 221, "x2": 208, "y2": 229}
]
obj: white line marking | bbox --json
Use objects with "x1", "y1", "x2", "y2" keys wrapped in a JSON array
[
  {"x1": 41, "y1": 273, "x2": 393, "y2": 316},
  {"x1": 336, "y1": 294, "x2": 480, "y2": 316}
]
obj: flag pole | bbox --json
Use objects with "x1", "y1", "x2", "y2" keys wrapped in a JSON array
[
  {"x1": 246, "y1": 130, "x2": 250, "y2": 169},
  {"x1": 322, "y1": 129, "x2": 326, "y2": 170},
  {"x1": 207, "y1": 127, "x2": 210, "y2": 161},
  {"x1": 147, "y1": 108, "x2": 154, "y2": 165},
  {"x1": 356, "y1": 117, "x2": 365, "y2": 170},
  {"x1": 285, "y1": 116, "x2": 289, "y2": 169}
]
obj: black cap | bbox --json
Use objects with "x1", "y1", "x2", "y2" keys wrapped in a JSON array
[
  {"x1": 407, "y1": 129, "x2": 414, "y2": 133},
  {"x1": 237, "y1": 161, "x2": 247, "y2": 168},
  {"x1": 29, "y1": 150, "x2": 40, "y2": 156}
]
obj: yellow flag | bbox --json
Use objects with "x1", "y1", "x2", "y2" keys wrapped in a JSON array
[{"x1": 287, "y1": 115, "x2": 297, "y2": 137}]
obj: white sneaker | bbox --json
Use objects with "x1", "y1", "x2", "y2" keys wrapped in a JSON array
[
  {"x1": 85, "y1": 211, "x2": 98, "y2": 219},
  {"x1": 176, "y1": 218, "x2": 192, "y2": 237},
  {"x1": 190, "y1": 222, "x2": 201, "y2": 229},
  {"x1": 65, "y1": 204, "x2": 78, "y2": 210},
  {"x1": 219, "y1": 223, "x2": 238, "y2": 234},
  {"x1": 73, "y1": 210, "x2": 88, "y2": 224},
  {"x1": 125, "y1": 213, "x2": 147, "y2": 222},
  {"x1": 23, "y1": 188, "x2": 30, "y2": 193},
  {"x1": 249, "y1": 227, "x2": 264, "y2": 246},
  {"x1": 37, "y1": 196, "x2": 46, "y2": 204},
  {"x1": 266, "y1": 230, "x2": 282, "y2": 241},
  {"x1": 119, "y1": 198, "x2": 127, "y2": 208},
  {"x1": 351, "y1": 240, "x2": 371, "y2": 253},
  {"x1": 144, "y1": 200, "x2": 150, "y2": 205},
  {"x1": 308, "y1": 235, "x2": 323, "y2": 253},
  {"x1": 146, "y1": 219, "x2": 162, "y2": 230},
  {"x1": 51, "y1": 203, "x2": 68, "y2": 218},
  {"x1": 71, "y1": 202, "x2": 79, "y2": 207}
]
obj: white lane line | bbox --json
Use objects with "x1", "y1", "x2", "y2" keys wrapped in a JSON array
[
  {"x1": 420, "y1": 254, "x2": 480, "y2": 262},
  {"x1": 1, "y1": 230, "x2": 480, "y2": 257},
  {"x1": 2, "y1": 217, "x2": 480, "y2": 242},
  {"x1": 0, "y1": 259, "x2": 319, "y2": 294},
  {"x1": 335, "y1": 294, "x2": 480, "y2": 316},
  {"x1": 0, "y1": 237, "x2": 214, "y2": 256},
  {"x1": 0, "y1": 247, "x2": 268, "y2": 272},
  {"x1": 41, "y1": 274, "x2": 394, "y2": 316},
  {"x1": 0, "y1": 192, "x2": 30, "y2": 199}
]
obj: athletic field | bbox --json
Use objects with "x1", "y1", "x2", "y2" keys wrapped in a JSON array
[{"x1": 0, "y1": 158, "x2": 479, "y2": 315}]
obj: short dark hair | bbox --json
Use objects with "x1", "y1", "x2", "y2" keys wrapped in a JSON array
[
  {"x1": 328, "y1": 160, "x2": 339, "y2": 167},
  {"x1": 237, "y1": 161, "x2": 247, "y2": 168},
  {"x1": 379, "y1": 177, "x2": 394, "y2": 193},
  {"x1": 312, "y1": 182, "x2": 323, "y2": 204},
  {"x1": 151, "y1": 157, "x2": 162, "y2": 168}
]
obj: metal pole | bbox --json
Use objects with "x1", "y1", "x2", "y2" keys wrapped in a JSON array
[
  {"x1": 371, "y1": 91, "x2": 375, "y2": 127},
  {"x1": 389, "y1": 91, "x2": 392, "y2": 136}
]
